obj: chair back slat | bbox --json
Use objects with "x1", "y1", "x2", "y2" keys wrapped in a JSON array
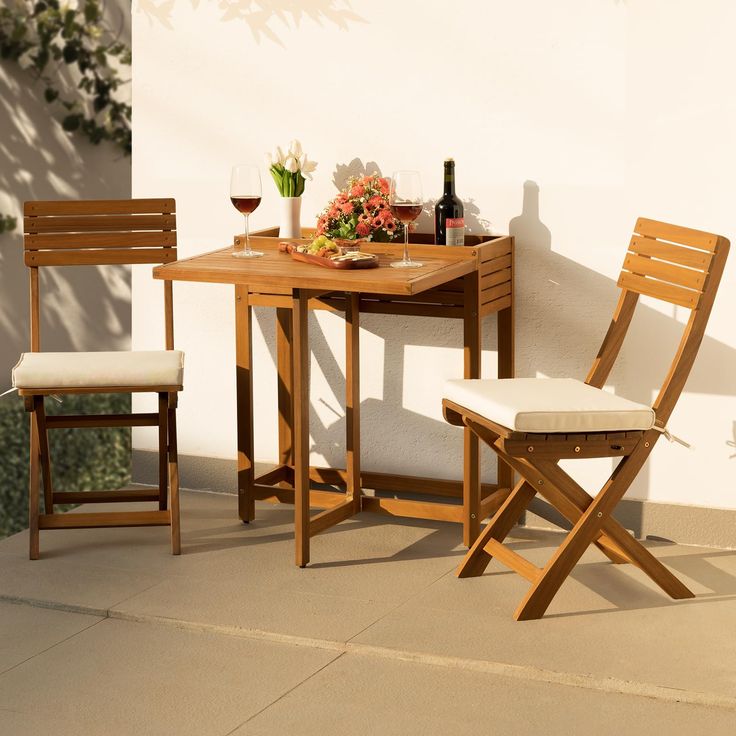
[
  {"x1": 23, "y1": 198, "x2": 176, "y2": 268},
  {"x1": 24, "y1": 214, "x2": 176, "y2": 233},
  {"x1": 617, "y1": 218, "x2": 718, "y2": 309},
  {"x1": 633, "y1": 217, "x2": 718, "y2": 252},
  {"x1": 628, "y1": 235, "x2": 712, "y2": 270},
  {"x1": 24, "y1": 198, "x2": 175, "y2": 216},
  {"x1": 26, "y1": 247, "x2": 177, "y2": 267},
  {"x1": 618, "y1": 271, "x2": 699, "y2": 309}
]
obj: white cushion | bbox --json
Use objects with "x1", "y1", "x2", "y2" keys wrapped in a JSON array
[
  {"x1": 443, "y1": 378, "x2": 654, "y2": 433},
  {"x1": 12, "y1": 350, "x2": 184, "y2": 390}
]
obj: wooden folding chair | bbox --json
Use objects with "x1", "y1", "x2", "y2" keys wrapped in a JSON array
[
  {"x1": 13, "y1": 199, "x2": 183, "y2": 559},
  {"x1": 443, "y1": 218, "x2": 729, "y2": 620}
]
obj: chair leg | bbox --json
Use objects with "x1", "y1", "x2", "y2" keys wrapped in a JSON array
[
  {"x1": 157, "y1": 393, "x2": 168, "y2": 511},
  {"x1": 167, "y1": 396, "x2": 181, "y2": 555},
  {"x1": 29, "y1": 407, "x2": 41, "y2": 560},
  {"x1": 457, "y1": 478, "x2": 537, "y2": 578},
  {"x1": 34, "y1": 397, "x2": 54, "y2": 514}
]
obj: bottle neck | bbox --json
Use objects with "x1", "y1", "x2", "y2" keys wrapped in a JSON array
[{"x1": 443, "y1": 168, "x2": 456, "y2": 196}]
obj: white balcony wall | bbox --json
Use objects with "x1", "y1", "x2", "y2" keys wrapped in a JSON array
[{"x1": 132, "y1": 0, "x2": 736, "y2": 509}]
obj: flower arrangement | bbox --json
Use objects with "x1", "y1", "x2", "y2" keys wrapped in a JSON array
[
  {"x1": 316, "y1": 174, "x2": 402, "y2": 242},
  {"x1": 266, "y1": 140, "x2": 317, "y2": 197}
]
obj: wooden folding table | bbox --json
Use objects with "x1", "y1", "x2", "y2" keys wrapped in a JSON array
[{"x1": 153, "y1": 230, "x2": 514, "y2": 566}]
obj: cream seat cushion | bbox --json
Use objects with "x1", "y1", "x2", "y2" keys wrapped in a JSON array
[
  {"x1": 12, "y1": 350, "x2": 184, "y2": 390},
  {"x1": 443, "y1": 378, "x2": 654, "y2": 433}
]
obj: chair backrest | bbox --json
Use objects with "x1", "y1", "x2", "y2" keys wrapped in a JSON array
[
  {"x1": 586, "y1": 217, "x2": 729, "y2": 426},
  {"x1": 23, "y1": 198, "x2": 177, "y2": 352}
]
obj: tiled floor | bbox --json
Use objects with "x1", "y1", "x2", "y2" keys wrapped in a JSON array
[{"x1": 1, "y1": 489, "x2": 735, "y2": 735}]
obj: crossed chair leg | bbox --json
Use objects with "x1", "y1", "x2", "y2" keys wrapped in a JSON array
[{"x1": 457, "y1": 418, "x2": 695, "y2": 620}]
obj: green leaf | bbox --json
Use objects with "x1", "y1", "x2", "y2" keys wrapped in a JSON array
[
  {"x1": 61, "y1": 113, "x2": 80, "y2": 131},
  {"x1": 84, "y1": 1, "x2": 99, "y2": 24}
]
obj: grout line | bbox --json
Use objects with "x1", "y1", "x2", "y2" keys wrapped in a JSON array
[
  {"x1": 0, "y1": 601, "x2": 105, "y2": 678},
  {"x1": 221, "y1": 653, "x2": 346, "y2": 735},
  {"x1": 3, "y1": 594, "x2": 736, "y2": 713}
]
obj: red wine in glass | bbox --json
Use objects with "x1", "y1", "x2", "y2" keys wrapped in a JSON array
[
  {"x1": 230, "y1": 165, "x2": 263, "y2": 258},
  {"x1": 230, "y1": 196, "x2": 262, "y2": 215},
  {"x1": 390, "y1": 203, "x2": 422, "y2": 223}
]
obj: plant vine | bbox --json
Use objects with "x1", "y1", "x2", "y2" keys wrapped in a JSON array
[{"x1": 0, "y1": 0, "x2": 131, "y2": 232}]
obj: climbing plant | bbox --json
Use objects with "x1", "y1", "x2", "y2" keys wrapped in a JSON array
[{"x1": 0, "y1": 0, "x2": 131, "y2": 154}]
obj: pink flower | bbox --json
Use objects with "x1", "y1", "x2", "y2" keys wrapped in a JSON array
[
  {"x1": 372, "y1": 215, "x2": 385, "y2": 229},
  {"x1": 336, "y1": 193, "x2": 348, "y2": 204},
  {"x1": 383, "y1": 219, "x2": 397, "y2": 233},
  {"x1": 358, "y1": 213, "x2": 371, "y2": 224},
  {"x1": 378, "y1": 177, "x2": 390, "y2": 194},
  {"x1": 350, "y1": 184, "x2": 365, "y2": 198},
  {"x1": 340, "y1": 202, "x2": 354, "y2": 214},
  {"x1": 328, "y1": 206, "x2": 340, "y2": 219},
  {"x1": 367, "y1": 195, "x2": 382, "y2": 209},
  {"x1": 356, "y1": 222, "x2": 371, "y2": 237}
]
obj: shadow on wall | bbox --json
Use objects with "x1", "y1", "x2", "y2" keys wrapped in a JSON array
[
  {"x1": 0, "y1": 61, "x2": 132, "y2": 389},
  {"x1": 136, "y1": 0, "x2": 366, "y2": 45},
  {"x1": 254, "y1": 176, "x2": 736, "y2": 504}
]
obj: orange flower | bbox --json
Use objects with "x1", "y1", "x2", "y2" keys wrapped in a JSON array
[{"x1": 356, "y1": 222, "x2": 371, "y2": 237}]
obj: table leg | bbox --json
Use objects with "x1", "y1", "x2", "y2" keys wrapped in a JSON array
[
  {"x1": 346, "y1": 292, "x2": 361, "y2": 513},
  {"x1": 276, "y1": 307, "x2": 294, "y2": 475},
  {"x1": 292, "y1": 289, "x2": 311, "y2": 567},
  {"x1": 235, "y1": 285, "x2": 255, "y2": 522},
  {"x1": 463, "y1": 272, "x2": 481, "y2": 547}
]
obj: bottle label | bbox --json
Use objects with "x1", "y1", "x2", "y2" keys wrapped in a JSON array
[{"x1": 445, "y1": 217, "x2": 465, "y2": 245}]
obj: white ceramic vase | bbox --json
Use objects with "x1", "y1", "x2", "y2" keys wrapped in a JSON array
[{"x1": 279, "y1": 196, "x2": 302, "y2": 239}]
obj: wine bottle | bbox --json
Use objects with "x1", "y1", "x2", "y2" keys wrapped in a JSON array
[{"x1": 434, "y1": 158, "x2": 464, "y2": 245}]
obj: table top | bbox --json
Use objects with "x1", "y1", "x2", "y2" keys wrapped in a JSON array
[{"x1": 153, "y1": 237, "x2": 478, "y2": 296}]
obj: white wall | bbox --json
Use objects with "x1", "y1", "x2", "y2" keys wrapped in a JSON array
[
  {"x1": 132, "y1": 0, "x2": 736, "y2": 509},
  {"x1": 0, "y1": 0, "x2": 132, "y2": 383}
]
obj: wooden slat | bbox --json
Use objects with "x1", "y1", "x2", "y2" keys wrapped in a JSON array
[
  {"x1": 25, "y1": 232, "x2": 177, "y2": 250},
  {"x1": 480, "y1": 238, "x2": 512, "y2": 262},
  {"x1": 306, "y1": 466, "x2": 500, "y2": 500},
  {"x1": 628, "y1": 236, "x2": 712, "y2": 270},
  {"x1": 357, "y1": 301, "x2": 464, "y2": 319},
  {"x1": 360, "y1": 495, "x2": 462, "y2": 523},
  {"x1": 484, "y1": 539, "x2": 541, "y2": 582},
  {"x1": 46, "y1": 413, "x2": 159, "y2": 428},
  {"x1": 24, "y1": 214, "x2": 176, "y2": 234},
  {"x1": 26, "y1": 248, "x2": 177, "y2": 267},
  {"x1": 52, "y1": 489, "x2": 160, "y2": 504},
  {"x1": 617, "y1": 271, "x2": 699, "y2": 309},
  {"x1": 502, "y1": 434, "x2": 640, "y2": 459},
  {"x1": 24, "y1": 199, "x2": 175, "y2": 217},
  {"x1": 481, "y1": 294, "x2": 512, "y2": 316},
  {"x1": 38, "y1": 510, "x2": 171, "y2": 529},
  {"x1": 481, "y1": 267, "x2": 511, "y2": 288},
  {"x1": 635, "y1": 217, "x2": 718, "y2": 252},
  {"x1": 252, "y1": 484, "x2": 347, "y2": 509},
  {"x1": 481, "y1": 282, "x2": 511, "y2": 304},
  {"x1": 482, "y1": 254, "x2": 512, "y2": 275},
  {"x1": 19, "y1": 384, "x2": 181, "y2": 396},
  {"x1": 480, "y1": 488, "x2": 511, "y2": 520},
  {"x1": 253, "y1": 465, "x2": 290, "y2": 486},
  {"x1": 623, "y1": 253, "x2": 706, "y2": 291},
  {"x1": 309, "y1": 499, "x2": 356, "y2": 537}
]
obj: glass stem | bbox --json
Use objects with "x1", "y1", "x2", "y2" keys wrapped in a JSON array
[
  {"x1": 403, "y1": 223, "x2": 410, "y2": 264},
  {"x1": 243, "y1": 214, "x2": 250, "y2": 255}
]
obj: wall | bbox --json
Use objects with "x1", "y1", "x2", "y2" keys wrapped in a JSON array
[
  {"x1": 0, "y1": 0, "x2": 132, "y2": 384},
  {"x1": 131, "y1": 0, "x2": 736, "y2": 511}
]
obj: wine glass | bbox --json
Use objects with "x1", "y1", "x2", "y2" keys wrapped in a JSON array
[
  {"x1": 389, "y1": 171, "x2": 423, "y2": 269},
  {"x1": 230, "y1": 165, "x2": 263, "y2": 258}
]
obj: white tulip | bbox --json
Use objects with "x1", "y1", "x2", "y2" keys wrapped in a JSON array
[
  {"x1": 300, "y1": 157, "x2": 318, "y2": 180},
  {"x1": 274, "y1": 146, "x2": 285, "y2": 165},
  {"x1": 284, "y1": 155, "x2": 299, "y2": 173},
  {"x1": 265, "y1": 152, "x2": 273, "y2": 167},
  {"x1": 298, "y1": 153, "x2": 306, "y2": 168},
  {"x1": 289, "y1": 139, "x2": 303, "y2": 158}
]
